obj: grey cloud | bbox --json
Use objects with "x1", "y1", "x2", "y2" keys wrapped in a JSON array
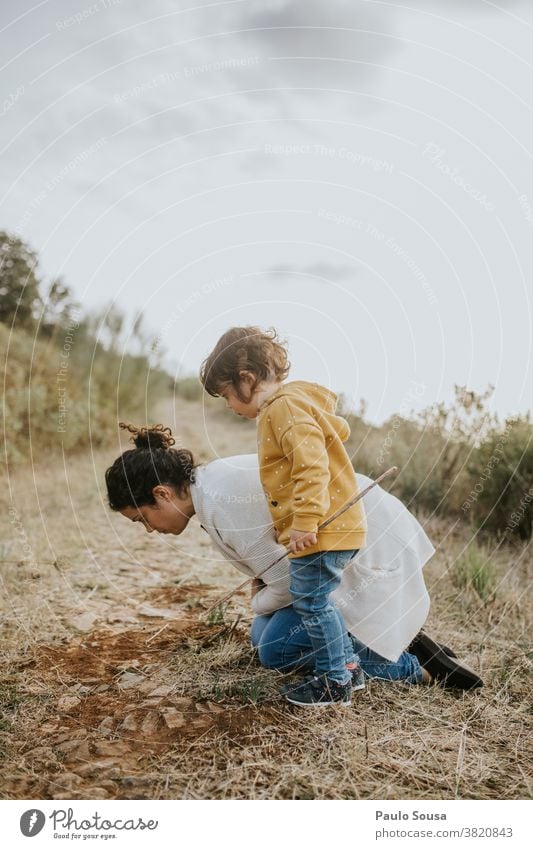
[{"x1": 266, "y1": 261, "x2": 354, "y2": 280}]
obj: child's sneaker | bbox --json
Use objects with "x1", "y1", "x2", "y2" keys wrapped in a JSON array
[
  {"x1": 347, "y1": 662, "x2": 366, "y2": 691},
  {"x1": 283, "y1": 674, "x2": 352, "y2": 707}
]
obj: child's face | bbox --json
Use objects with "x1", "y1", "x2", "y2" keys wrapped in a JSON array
[{"x1": 219, "y1": 383, "x2": 261, "y2": 419}]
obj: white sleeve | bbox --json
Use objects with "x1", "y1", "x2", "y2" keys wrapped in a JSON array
[
  {"x1": 215, "y1": 514, "x2": 294, "y2": 614},
  {"x1": 251, "y1": 569, "x2": 292, "y2": 615}
]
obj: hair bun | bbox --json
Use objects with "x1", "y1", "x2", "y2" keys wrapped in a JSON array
[{"x1": 119, "y1": 422, "x2": 176, "y2": 450}]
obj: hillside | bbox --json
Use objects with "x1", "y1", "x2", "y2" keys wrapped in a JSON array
[{"x1": 0, "y1": 397, "x2": 530, "y2": 800}]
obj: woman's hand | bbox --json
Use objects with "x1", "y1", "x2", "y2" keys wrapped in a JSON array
[
  {"x1": 251, "y1": 577, "x2": 265, "y2": 599},
  {"x1": 289, "y1": 529, "x2": 318, "y2": 554}
]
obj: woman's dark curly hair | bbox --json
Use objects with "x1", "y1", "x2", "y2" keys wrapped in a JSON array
[{"x1": 105, "y1": 422, "x2": 197, "y2": 511}]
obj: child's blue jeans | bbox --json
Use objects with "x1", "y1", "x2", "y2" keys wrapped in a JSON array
[
  {"x1": 288, "y1": 548, "x2": 360, "y2": 685},
  {"x1": 250, "y1": 606, "x2": 424, "y2": 684}
]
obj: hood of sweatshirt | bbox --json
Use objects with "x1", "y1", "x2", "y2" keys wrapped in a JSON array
[{"x1": 259, "y1": 380, "x2": 350, "y2": 441}]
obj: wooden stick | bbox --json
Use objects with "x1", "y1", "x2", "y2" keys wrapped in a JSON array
[{"x1": 203, "y1": 466, "x2": 398, "y2": 615}]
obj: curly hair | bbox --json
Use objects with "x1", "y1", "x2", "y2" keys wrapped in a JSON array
[
  {"x1": 200, "y1": 325, "x2": 290, "y2": 401},
  {"x1": 105, "y1": 422, "x2": 197, "y2": 511}
]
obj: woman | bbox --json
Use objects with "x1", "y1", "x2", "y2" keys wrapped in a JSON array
[{"x1": 105, "y1": 423, "x2": 482, "y2": 689}]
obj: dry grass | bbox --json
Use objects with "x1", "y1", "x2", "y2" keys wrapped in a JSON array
[{"x1": 0, "y1": 399, "x2": 531, "y2": 800}]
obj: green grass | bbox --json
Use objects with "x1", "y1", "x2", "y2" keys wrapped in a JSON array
[
  {"x1": 206, "y1": 603, "x2": 228, "y2": 625},
  {"x1": 454, "y1": 543, "x2": 496, "y2": 602}
]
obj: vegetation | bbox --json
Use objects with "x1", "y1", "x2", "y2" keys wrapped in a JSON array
[
  {"x1": 1, "y1": 231, "x2": 170, "y2": 463},
  {"x1": 343, "y1": 385, "x2": 533, "y2": 542},
  {"x1": 1, "y1": 230, "x2": 531, "y2": 541}
]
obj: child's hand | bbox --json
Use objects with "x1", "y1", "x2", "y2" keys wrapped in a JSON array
[
  {"x1": 251, "y1": 577, "x2": 265, "y2": 599},
  {"x1": 289, "y1": 529, "x2": 318, "y2": 554}
]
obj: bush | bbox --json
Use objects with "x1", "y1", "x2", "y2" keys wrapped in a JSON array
[
  {"x1": 453, "y1": 542, "x2": 496, "y2": 603},
  {"x1": 1, "y1": 319, "x2": 170, "y2": 464}
]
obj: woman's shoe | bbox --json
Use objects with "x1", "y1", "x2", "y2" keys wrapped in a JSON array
[
  {"x1": 408, "y1": 632, "x2": 457, "y2": 658},
  {"x1": 408, "y1": 631, "x2": 483, "y2": 689}
]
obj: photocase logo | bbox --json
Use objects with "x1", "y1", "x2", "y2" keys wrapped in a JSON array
[{"x1": 20, "y1": 809, "x2": 46, "y2": 837}]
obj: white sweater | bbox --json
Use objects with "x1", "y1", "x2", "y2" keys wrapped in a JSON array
[{"x1": 190, "y1": 454, "x2": 434, "y2": 661}]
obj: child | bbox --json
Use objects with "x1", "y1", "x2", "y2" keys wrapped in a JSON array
[{"x1": 200, "y1": 326, "x2": 367, "y2": 706}]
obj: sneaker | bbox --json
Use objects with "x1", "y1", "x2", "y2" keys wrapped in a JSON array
[
  {"x1": 349, "y1": 663, "x2": 366, "y2": 691},
  {"x1": 283, "y1": 674, "x2": 352, "y2": 707}
]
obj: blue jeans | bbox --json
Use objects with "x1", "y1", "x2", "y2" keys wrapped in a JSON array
[
  {"x1": 288, "y1": 548, "x2": 360, "y2": 684},
  {"x1": 250, "y1": 606, "x2": 424, "y2": 684}
]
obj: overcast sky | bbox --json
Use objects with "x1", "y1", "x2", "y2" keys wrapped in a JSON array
[{"x1": 1, "y1": 0, "x2": 532, "y2": 424}]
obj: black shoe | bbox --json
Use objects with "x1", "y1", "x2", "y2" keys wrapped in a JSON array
[
  {"x1": 283, "y1": 674, "x2": 352, "y2": 706},
  {"x1": 408, "y1": 631, "x2": 483, "y2": 690},
  {"x1": 408, "y1": 633, "x2": 457, "y2": 659}
]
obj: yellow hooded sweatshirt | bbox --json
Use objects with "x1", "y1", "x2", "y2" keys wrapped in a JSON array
[{"x1": 257, "y1": 381, "x2": 367, "y2": 557}]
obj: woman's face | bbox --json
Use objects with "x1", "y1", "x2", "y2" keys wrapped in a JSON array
[{"x1": 120, "y1": 485, "x2": 194, "y2": 535}]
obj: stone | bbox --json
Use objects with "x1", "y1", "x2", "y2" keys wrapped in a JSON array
[
  {"x1": 60, "y1": 740, "x2": 91, "y2": 762},
  {"x1": 161, "y1": 708, "x2": 186, "y2": 730},
  {"x1": 117, "y1": 672, "x2": 145, "y2": 690},
  {"x1": 75, "y1": 760, "x2": 122, "y2": 778},
  {"x1": 205, "y1": 701, "x2": 225, "y2": 713},
  {"x1": 140, "y1": 711, "x2": 162, "y2": 735},
  {"x1": 88, "y1": 786, "x2": 111, "y2": 798},
  {"x1": 106, "y1": 609, "x2": 138, "y2": 624},
  {"x1": 120, "y1": 713, "x2": 139, "y2": 732},
  {"x1": 57, "y1": 695, "x2": 81, "y2": 713},
  {"x1": 170, "y1": 697, "x2": 196, "y2": 711},
  {"x1": 55, "y1": 772, "x2": 84, "y2": 787},
  {"x1": 190, "y1": 715, "x2": 214, "y2": 731},
  {"x1": 69, "y1": 612, "x2": 97, "y2": 632},
  {"x1": 138, "y1": 604, "x2": 180, "y2": 619},
  {"x1": 93, "y1": 741, "x2": 131, "y2": 758},
  {"x1": 147, "y1": 684, "x2": 174, "y2": 698},
  {"x1": 115, "y1": 659, "x2": 141, "y2": 670}
]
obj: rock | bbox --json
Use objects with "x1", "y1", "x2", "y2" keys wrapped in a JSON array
[
  {"x1": 120, "y1": 713, "x2": 139, "y2": 732},
  {"x1": 60, "y1": 740, "x2": 91, "y2": 762},
  {"x1": 98, "y1": 716, "x2": 115, "y2": 733},
  {"x1": 119, "y1": 776, "x2": 146, "y2": 787},
  {"x1": 75, "y1": 760, "x2": 122, "y2": 778},
  {"x1": 138, "y1": 679, "x2": 158, "y2": 694},
  {"x1": 190, "y1": 715, "x2": 214, "y2": 731},
  {"x1": 147, "y1": 684, "x2": 174, "y2": 698},
  {"x1": 161, "y1": 708, "x2": 186, "y2": 730},
  {"x1": 55, "y1": 772, "x2": 84, "y2": 788},
  {"x1": 170, "y1": 697, "x2": 196, "y2": 711},
  {"x1": 69, "y1": 612, "x2": 97, "y2": 632},
  {"x1": 106, "y1": 609, "x2": 138, "y2": 624},
  {"x1": 93, "y1": 741, "x2": 131, "y2": 758},
  {"x1": 115, "y1": 659, "x2": 141, "y2": 670},
  {"x1": 138, "y1": 604, "x2": 180, "y2": 619},
  {"x1": 88, "y1": 786, "x2": 111, "y2": 798},
  {"x1": 57, "y1": 695, "x2": 81, "y2": 713},
  {"x1": 117, "y1": 672, "x2": 145, "y2": 690},
  {"x1": 205, "y1": 701, "x2": 225, "y2": 713},
  {"x1": 40, "y1": 721, "x2": 60, "y2": 734},
  {"x1": 140, "y1": 711, "x2": 162, "y2": 735}
]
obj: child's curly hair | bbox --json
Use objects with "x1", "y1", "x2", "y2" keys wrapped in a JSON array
[
  {"x1": 105, "y1": 422, "x2": 196, "y2": 510},
  {"x1": 200, "y1": 326, "x2": 290, "y2": 401}
]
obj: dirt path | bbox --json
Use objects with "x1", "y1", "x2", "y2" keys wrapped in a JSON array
[{"x1": 1, "y1": 400, "x2": 531, "y2": 799}]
